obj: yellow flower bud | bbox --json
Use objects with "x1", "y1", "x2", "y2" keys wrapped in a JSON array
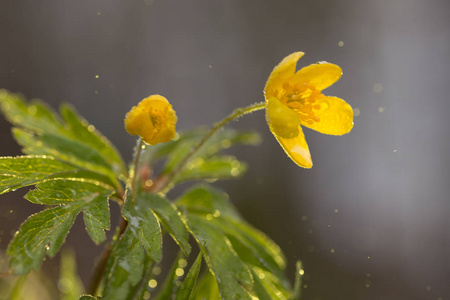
[{"x1": 124, "y1": 95, "x2": 177, "y2": 145}]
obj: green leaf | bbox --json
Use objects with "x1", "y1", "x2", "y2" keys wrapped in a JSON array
[
  {"x1": 26, "y1": 178, "x2": 112, "y2": 244},
  {"x1": 174, "y1": 156, "x2": 247, "y2": 184},
  {"x1": 102, "y1": 227, "x2": 146, "y2": 300},
  {"x1": 176, "y1": 185, "x2": 240, "y2": 219},
  {"x1": 60, "y1": 248, "x2": 84, "y2": 300},
  {"x1": 0, "y1": 91, "x2": 126, "y2": 180},
  {"x1": 7, "y1": 205, "x2": 80, "y2": 275},
  {"x1": 289, "y1": 261, "x2": 303, "y2": 300},
  {"x1": 122, "y1": 193, "x2": 162, "y2": 262},
  {"x1": 138, "y1": 193, "x2": 191, "y2": 255},
  {"x1": 79, "y1": 295, "x2": 100, "y2": 299},
  {"x1": 7, "y1": 179, "x2": 113, "y2": 275},
  {"x1": 185, "y1": 214, "x2": 253, "y2": 299},
  {"x1": 12, "y1": 128, "x2": 119, "y2": 185},
  {"x1": 190, "y1": 271, "x2": 220, "y2": 300},
  {"x1": 177, "y1": 185, "x2": 294, "y2": 299},
  {"x1": 60, "y1": 104, "x2": 126, "y2": 176},
  {"x1": 220, "y1": 218, "x2": 288, "y2": 284},
  {"x1": 0, "y1": 156, "x2": 78, "y2": 195},
  {"x1": 153, "y1": 252, "x2": 183, "y2": 300},
  {"x1": 141, "y1": 128, "x2": 260, "y2": 174},
  {"x1": 0, "y1": 91, "x2": 64, "y2": 135},
  {"x1": 175, "y1": 247, "x2": 204, "y2": 300}
]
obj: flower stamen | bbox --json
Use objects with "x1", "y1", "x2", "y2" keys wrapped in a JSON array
[{"x1": 278, "y1": 80, "x2": 323, "y2": 125}]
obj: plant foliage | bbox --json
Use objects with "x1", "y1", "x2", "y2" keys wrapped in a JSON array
[{"x1": 0, "y1": 90, "x2": 301, "y2": 299}]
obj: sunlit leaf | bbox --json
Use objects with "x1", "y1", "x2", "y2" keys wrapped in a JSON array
[
  {"x1": 153, "y1": 252, "x2": 183, "y2": 300},
  {"x1": 12, "y1": 128, "x2": 119, "y2": 185},
  {"x1": 102, "y1": 226, "x2": 146, "y2": 300},
  {"x1": 177, "y1": 185, "x2": 295, "y2": 299},
  {"x1": 141, "y1": 128, "x2": 260, "y2": 173},
  {"x1": 175, "y1": 246, "x2": 203, "y2": 300},
  {"x1": 60, "y1": 104, "x2": 126, "y2": 176},
  {"x1": 122, "y1": 193, "x2": 162, "y2": 262},
  {"x1": 190, "y1": 271, "x2": 220, "y2": 300},
  {"x1": 7, "y1": 179, "x2": 113, "y2": 275},
  {"x1": 138, "y1": 193, "x2": 191, "y2": 255},
  {"x1": 60, "y1": 249, "x2": 84, "y2": 300},
  {"x1": 0, "y1": 91, "x2": 126, "y2": 181},
  {"x1": 79, "y1": 294, "x2": 100, "y2": 299},
  {"x1": 0, "y1": 91, "x2": 64, "y2": 135},
  {"x1": 102, "y1": 191, "x2": 163, "y2": 299},
  {"x1": 0, "y1": 156, "x2": 78, "y2": 195},
  {"x1": 174, "y1": 155, "x2": 247, "y2": 184},
  {"x1": 185, "y1": 214, "x2": 253, "y2": 299}
]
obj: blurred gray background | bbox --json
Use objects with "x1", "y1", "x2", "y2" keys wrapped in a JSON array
[{"x1": 1, "y1": 0, "x2": 450, "y2": 299}]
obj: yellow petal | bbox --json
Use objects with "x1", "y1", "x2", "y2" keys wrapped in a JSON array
[
  {"x1": 265, "y1": 97, "x2": 301, "y2": 139},
  {"x1": 292, "y1": 62, "x2": 342, "y2": 91},
  {"x1": 301, "y1": 96, "x2": 353, "y2": 135},
  {"x1": 264, "y1": 52, "x2": 304, "y2": 98},
  {"x1": 270, "y1": 125, "x2": 312, "y2": 168}
]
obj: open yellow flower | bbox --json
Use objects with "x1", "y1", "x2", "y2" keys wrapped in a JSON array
[
  {"x1": 124, "y1": 95, "x2": 177, "y2": 145},
  {"x1": 264, "y1": 52, "x2": 353, "y2": 168}
]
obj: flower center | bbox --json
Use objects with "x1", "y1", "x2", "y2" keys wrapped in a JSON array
[
  {"x1": 275, "y1": 81, "x2": 323, "y2": 125},
  {"x1": 149, "y1": 107, "x2": 164, "y2": 132}
]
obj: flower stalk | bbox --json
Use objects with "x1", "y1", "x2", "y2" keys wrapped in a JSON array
[{"x1": 158, "y1": 101, "x2": 265, "y2": 193}]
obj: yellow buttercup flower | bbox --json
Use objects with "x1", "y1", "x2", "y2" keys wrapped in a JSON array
[
  {"x1": 124, "y1": 95, "x2": 177, "y2": 145},
  {"x1": 264, "y1": 52, "x2": 353, "y2": 168}
]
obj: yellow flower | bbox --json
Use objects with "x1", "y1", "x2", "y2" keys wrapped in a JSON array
[
  {"x1": 124, "y1": 95, "x2": 177, "y2": 145},
  {"x1": 264, "y1": 52, "x2": 353, "y2": 168}
]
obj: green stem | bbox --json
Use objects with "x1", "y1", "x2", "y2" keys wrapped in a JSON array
[
  {"x1": 129, "y1": 138, "x2": 145, "y2": 195},
  {"x1": 87, "y1": 138, "x2": 145, "y2": 296},
  {"x1": 159, "y1": 101, "x2": 265, "y2": 193}
]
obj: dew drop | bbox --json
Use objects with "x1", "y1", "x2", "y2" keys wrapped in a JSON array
[
  {"x1": 28, "y1": 106, "x2": 37, "y2": 115},
  {"x1": 148, "y1": 279, "x2": 157, "y2": 288},
  {"x1": 152, "y1": 266, "x2": 161, "y2": 275},
  {"x1": 175, "y1": 268, "x2": 184, "y2": 277},
  {"x1": 178, "y1": 259, "x2": 187, "y2": 268}
]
